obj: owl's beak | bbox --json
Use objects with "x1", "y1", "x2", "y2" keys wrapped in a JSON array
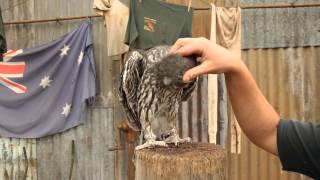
[{"x1": 179, "y1": 75, "x2": 194, "y2": 85}]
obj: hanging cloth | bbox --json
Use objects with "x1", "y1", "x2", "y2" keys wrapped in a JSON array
[
  {"x1": 216, "y1": 5, "x2": 242, "y2": 154},
  {"x1": 208, "y1": 3, "x2": 219, "y2": 145},
  {"x1": 125, "y1": 0, "x2": 193, "y2": 50},
  {"x1": 93, "y1": 0, "x2": 129, "y2": 56},
  {"x1": 216, "y1": 6, "x2": 241, "y2": 55}
]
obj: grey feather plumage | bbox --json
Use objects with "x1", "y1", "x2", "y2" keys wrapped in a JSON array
[{"x1": 119, "y1": 46, "x2": 197, "y2": 145}]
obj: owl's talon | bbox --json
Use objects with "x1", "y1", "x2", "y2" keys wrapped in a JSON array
[
  {"x1": 182, "y1": 137, "x2": 191, "y2": 143},
  {"x1": 135, "y1": 140, "x2": 168, "y2": 150},
  {"x1": 164, "y1": 135, "x2": 191, "y2": 145}
]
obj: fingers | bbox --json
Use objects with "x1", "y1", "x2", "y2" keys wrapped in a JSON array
[
  {"x1": 175, "y1": 43, "x2": 202, "y2": 57},
  {"x1": 171, "y1": 37, "x2": 214, "y2": 82},
  {"x1": 170, "y1": 38, "x2": 192, "y2": 53},
  {"x1": 183, "y1": 62, "x2": 213, "y2": 82},
  {"x1": 171, "y1": 38, "x2": 205, "y2": 57}
]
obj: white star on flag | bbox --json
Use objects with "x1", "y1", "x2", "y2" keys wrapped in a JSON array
[
  {"x1": 62, "y1": 103, "x2": 71, "y2": 117},
  {"x1": 60, "y1": 45, "x2": 70, "y2": 57},
  {"x1": 78, "y1": 51, "x2": 84, "y2": 65},
  {"x1": 39, "y1": 76, "x2": 52, "y2": 88}
]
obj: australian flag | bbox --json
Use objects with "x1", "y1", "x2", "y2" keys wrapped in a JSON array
[{"x1": 0, "y1": 21, "x2": 96, "y2": 138}]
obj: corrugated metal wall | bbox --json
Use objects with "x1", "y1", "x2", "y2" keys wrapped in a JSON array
[
  {"x1": 242, "y1": 7, "x2": 320, "y2": 49},
  {"x1": 1, "y1": 0, "x2": 119, "y2": 179},
  {"x1": 164, "y1": 0, "x2": 213, "y2": 143},
  {"x1": 227, "y1": 47, "x2": 320, "y2": 180},
  {"x1": 1, "y1": 0, "x2": 214, "y2": 179},
  {"x1": 169, "y1": 1, "x2": 320, "y2": 180},
  {"x1": 2, "y1": 0, "x2": 319, "y2": 180},
  {"x1": 166, "y1": 0, "x2": 236, "y2": 144},
  {"x1": 227, "y1": 1, "x2": 320, "y2": 180}
]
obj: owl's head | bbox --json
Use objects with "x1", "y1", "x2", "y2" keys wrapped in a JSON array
[{"x1": 153, "y1": 53, "x2": 197, "y2": 89}]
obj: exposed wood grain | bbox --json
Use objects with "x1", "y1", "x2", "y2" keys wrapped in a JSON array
[{"x1": 135, "y1": 143, "x2": 226, "y2": 180}]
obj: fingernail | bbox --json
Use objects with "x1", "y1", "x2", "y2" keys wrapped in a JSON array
[{"x1": 183, "y1": 77, "x2": 191, "y2": 83}]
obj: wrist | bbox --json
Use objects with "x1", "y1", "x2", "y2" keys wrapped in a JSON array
[{"x1": 225, "y1": 58, "x2": 246, "y2": 77}]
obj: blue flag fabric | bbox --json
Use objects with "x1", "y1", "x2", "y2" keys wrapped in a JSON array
[{"x1": 0, "y1": 21, "x2": 96, "y2": 138}]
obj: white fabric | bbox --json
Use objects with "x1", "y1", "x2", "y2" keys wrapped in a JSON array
[
  {"x1": 216, "y1": 6, "x2": 242, "y2": 154},
  {"x1": 208, "y1": 4, "x2": 242, "y2": 153},
  {"x1": 216, "y1": 7, "x2": 241, "y2": 57},
  {"x1": 208, "y1": 3, "x2": 218, "y2": 145},
  {"x1": 93, "y1": 0, "x2": 129, "y2": 56},
  {"x1": 93, "y1": 0, "x2": 112, "y2": 11}
]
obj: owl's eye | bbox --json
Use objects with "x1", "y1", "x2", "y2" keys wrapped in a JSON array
[{"x1": 163, "y1": 77, "x2": 172, "y2": 85}]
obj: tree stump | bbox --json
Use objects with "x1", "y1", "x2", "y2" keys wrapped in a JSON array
[{"x1": 135, "y1": 143, "x2": 226, "y2": 180}]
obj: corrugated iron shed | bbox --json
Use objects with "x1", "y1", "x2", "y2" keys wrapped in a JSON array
[
  {"x1": 228, "y1": 1, "x2": 319, "y2": 180},
  {"x1": 241, "y1": 0, "x2": 320, "y2": 49},
  {"x1": 1, "y1": 0, "x2": 117, "y2": 179},
  {"x1": 227, "y1": 47, "x2": 319, "y2": 180},
  {"x1": 1, "y1": 0, "x2": 320, "y2": 180},
  {"x1": 242, "y1": 7, "x2": 320, "y2": 49},
  {"x1": 1, "y1": 0, "x2": 212, "y2": 179}
]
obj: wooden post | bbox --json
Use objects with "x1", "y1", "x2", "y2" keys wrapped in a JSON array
[{"x1": 135, "y1": 143, "x2": 226, "y2": 180}]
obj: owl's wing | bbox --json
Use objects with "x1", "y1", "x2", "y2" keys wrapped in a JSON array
[
  {"x1": 119, "y1": 51, "x2": 144, "y2": 131},
  {"x1": 181, "y1": 78, "x2": 198, "y2": 101}
]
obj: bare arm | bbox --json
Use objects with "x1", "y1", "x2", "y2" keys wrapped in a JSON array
[{"x1": 171, "y1": 38, "x2": 280, "y2": 155}]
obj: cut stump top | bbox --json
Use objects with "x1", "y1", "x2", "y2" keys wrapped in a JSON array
[{"x1": 135, "y1": 143, "x2": 226, "y2": 180}]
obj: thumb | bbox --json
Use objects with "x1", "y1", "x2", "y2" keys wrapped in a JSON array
[{"x1": 183, "y1": 62, "x2": 213, "y2": 82}]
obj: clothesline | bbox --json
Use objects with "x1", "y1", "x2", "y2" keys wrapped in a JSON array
[
  {"x1": 4, "y1": 15, "x2": 103, "y2": 25},
  {"x1": 3, "y1": 2, "x2": 320, "y2": 25},
  {"x1": 194, "y1": 2, "x2": 320, "y2": 10}
]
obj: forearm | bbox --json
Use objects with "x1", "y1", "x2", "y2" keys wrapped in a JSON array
[
  {"x1": 170, "y1": 38, "x2": 280, "y2": 155},
  {"x1": 225, "y1": 60, "x2": 280, "y2": 155}
]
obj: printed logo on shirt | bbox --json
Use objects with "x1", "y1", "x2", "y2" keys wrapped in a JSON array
[{"x1": 144, "y1": 17, "x2": 156, "y2": 32}]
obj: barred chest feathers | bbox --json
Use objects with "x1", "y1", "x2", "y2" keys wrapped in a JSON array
[{"x1": 118, "y1": 45, "x2": 198, "y2": 149}]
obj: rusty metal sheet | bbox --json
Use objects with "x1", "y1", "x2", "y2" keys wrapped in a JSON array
[
  {"x1": 241, "y1": 0, "x2": 319, "y2": 4},
  {"x1": 0, "y1": 0, "x2": 37, "y2": 179},
  {"x1": 1, "y1": 0, "x2": 117, "y2": 179},
  {"x1": 36, "y1": 108, "x2": 115, "y2": 180},
  {"x1": 227, "y1": 47, "x2": 319, "y2": 180},
  {"x1": 163, "y1": 0, "x2": 211, "y2": 143},
  {"x1": 242, "y1": 6, "x2": 320, "y2": 49},
  {"x1": 0, "y1": 139, "x2": 37, "y2": 180}
]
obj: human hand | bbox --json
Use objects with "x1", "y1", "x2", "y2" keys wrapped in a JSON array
[{"x1": 170, "y1": 37, "x2": 240, "y2": 82}]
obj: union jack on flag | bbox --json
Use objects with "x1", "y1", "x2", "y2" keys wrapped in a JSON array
[
  {"x1": 0, "y1": 49, "x2": 26, "y2": 93},
  {"x1": 0, "y1": 21, "x2": 96, "y2": 138}
]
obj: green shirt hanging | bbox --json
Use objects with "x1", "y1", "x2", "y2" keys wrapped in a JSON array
[
  {"x1": 125, "y1": 0, "x2": 193, "y2": 50},
  {"x1": 0, "y1": 7, "x2": 7, "y2": 61}
]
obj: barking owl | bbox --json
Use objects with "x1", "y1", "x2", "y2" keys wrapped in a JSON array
[{"x1": 119, "y1": 46, "x2": 197, "y2": 150}]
